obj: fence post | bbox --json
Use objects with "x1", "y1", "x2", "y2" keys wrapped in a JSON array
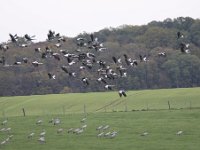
[
  {"x1": 84, "y1": 104, "x2": 86, "y2": 117},
  {"x1": 22, "y1": 108, "x2": 26, "y2": 117},
  {"x1": 168, "y1": 101, "x2": 171, "y2": 110}
]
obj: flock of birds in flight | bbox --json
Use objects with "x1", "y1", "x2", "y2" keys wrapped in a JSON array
[{"x1": 0, "y1": 30, "x2": 190, "y2": 97}]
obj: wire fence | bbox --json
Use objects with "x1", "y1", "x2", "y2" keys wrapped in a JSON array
[{"x1": 1, "y1": 99, "x2": 200, "y2": 118}]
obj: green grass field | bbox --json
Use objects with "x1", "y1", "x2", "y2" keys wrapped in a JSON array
[
  {"x1": 0, "y1": 87, "x2": 200, "y2": 117},
  {"x1": 0, "y1": 87, "x2": 200, "y2": 150}
]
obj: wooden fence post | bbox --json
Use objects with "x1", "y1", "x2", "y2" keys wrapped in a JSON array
[
  {"x1": 168, "y1": 101, "x2": 171, "y2": 110},
  {"x1": 22, "y1": 108, "x2": 26, "y2": 117}
]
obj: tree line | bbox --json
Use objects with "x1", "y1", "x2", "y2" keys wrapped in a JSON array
[{"x1": 0, "y1": 17, "x2": 200, "y2": 96}]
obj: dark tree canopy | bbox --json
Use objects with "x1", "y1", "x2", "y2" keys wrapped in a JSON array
[{"x1": 0, "y1": 17, "x2": 200, "y2": 96}]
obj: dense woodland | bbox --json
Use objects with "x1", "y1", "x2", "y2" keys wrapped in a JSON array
[{"x1": 0, "y1": 17, "x2": 200, "y2": 96}]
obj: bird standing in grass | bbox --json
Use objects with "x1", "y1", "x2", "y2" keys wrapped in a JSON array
[
  {"x1": 81, "y1": 118, "x2": 87, "y2": 123},
  {"x1": 176, "y1": 130, "x2": 183, "y2": 135},
  {"x1": 1, "y1": 119, "x2": 8, "y2": 126},
  {"x1": 28, "y1": 132, "x2": 35, "y2": 139},
  {"x1": 57, "y1": 128, "x2": 64, "y2": 134},
  {"x1": 141, "y1": 132, "x2": 148, "y2": 136},
  {"x1": 40, "y1": 129, "x2": 46, "y2": 137},
  {"x1": 53, "y1": 118, "x2": 61, "y2": 125},
  {"x1": 38, "y1": 137, "x2": 46, "y2": 143},
  {"x1": 97, "y1": 132, "x2": 104, "y2": 137},
  {"x1": 36, "y1": 119, "x2": 43, "y2": 125}
]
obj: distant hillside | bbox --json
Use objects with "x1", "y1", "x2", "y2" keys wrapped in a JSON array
[
  {"x1": 0, "y1": 17, "x2": 200, "y2": 96},
  {"x1": 0, "y1": 87, "x2": 200, "y2": 116}
]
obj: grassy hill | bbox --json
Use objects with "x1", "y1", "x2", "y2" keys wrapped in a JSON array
[
  {"x1": 0, "y1": 87, "x2": 200, "y2": 117},
  {"x1": 1, "y1": 109, "x2": 200, "y2": 150},
  {"x1": 1, "y1": 88, "x2": 200, "y2": 150}
]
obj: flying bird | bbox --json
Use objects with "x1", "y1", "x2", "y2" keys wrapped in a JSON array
[
  {"x1": 48, "y1": 73, "x2": 56, "y2": 79},
  {"x1": 32, "y1": 61, "x2": 43, "y2": 67},
  {"x1": 112, "y1": 56, "x2": 121, "y2": 64},
  {"x1": 19, "y1": 43, "x2": 28, "y2": 48},
  {"x1": 23, "y1": 57, "x2": 28, "y2": 63},
  {"x1": 55, "y1": 43, "x2": 62, "y2": 48},
  {"x1": 86, "y1": 52, "x2": 95, "y2": 59},
  {"x1": 139, "y1": 55, "x2": 148, "y2": 62},
  {"x1": 47, "y1": 30, "x2": 55, "y2": 40},
  {"x1": 61, "y1": 66, "x2": 69, "y2": 73},
  {"x1": 13, "y1": 61, "x2": 22, "y2": 65},
  {"x1": 177, "y1": 31, "x2": 184, "y2": 39},
  {"x1": 82, "y1": 77, "x2": 89, "y2": 85},
  {"x1": 9, "y1": 33, "x2": 18, "y2": 43},
  {"x1": 68, "y1": 72, "x2": 76, "y2": 77},
  {"x1": 0, "y1": 44, "x2": 9, "y2": 51},
  {"x1": 97, "y1": 77, "x2": 107, "y2": 84},
  {"x1": 116, "y1": 65, "x2": 127, "y2": 77},
  {"x1": 118, "y1": 89, "x2": 127, "y2": 97},
  {"x1": 158, "y1": 52, "x2": 166, "y2": 57},
  {"x1": 105, "y1": 85, "x2": 115, "y2": 90},
  {"x1": 179, "y1": 43, "x2": 190, "y2": 53},
  {"x1": 90, "y1": 34, "x2": 94, "y2": 42},
  {"x1": 58, "y1": 36, "x2": 66, "y2": 42},
  {"x1": 24, "y1": 34, "x2": 36, "y2": 41},
  {"x1": 124, "y1": 54, "x2": 131, "y2": 66},
  {"x1": 0, "y1": 56, "x2": 6, "y2": 65},
  {"x1": 35, "y1": 47, "x2": 41, "y2": 53},
  {"x1": 52, "y1": 53, "x2": 60, "y2": 61},
  {"x1": 60, "y1": 49, "x2": 68, "y2": 55}
]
